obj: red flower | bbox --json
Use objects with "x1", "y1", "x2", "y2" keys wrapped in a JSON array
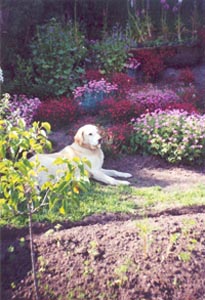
[{"x1": 34, "y1": 97, "x2": 78, "y2": 130}]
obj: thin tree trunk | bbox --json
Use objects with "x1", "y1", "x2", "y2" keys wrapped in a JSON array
[{"x1": 28, "y1": 203, "x2": 40, "y2": 300}]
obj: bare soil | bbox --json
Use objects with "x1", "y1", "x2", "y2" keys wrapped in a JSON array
[{"x1": 1, "y1": 152, "x2": 205, "y2": 300}]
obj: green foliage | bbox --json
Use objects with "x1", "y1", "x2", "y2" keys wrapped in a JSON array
[
  {"x1": 0, "y1": 94, "x2": 90, "y2": 220},
  {"x1": 13, "y1": 18, "x2": 87, "y2": 98},
  {"x1": 0, "y1": 116, "x2": 51, "y2": 218},
  {"x1": 11, "y1": 56, "x2": 34, "y2": 94},
  {"x1": 0, "y1": 118, "x2": 51, "y2": 163},
  {"x1": 90, "y1": 33, "x2": 129, "y2": 75},
  {"x1": 127, "y1": 2, "x2": 152, "y2": 44}
]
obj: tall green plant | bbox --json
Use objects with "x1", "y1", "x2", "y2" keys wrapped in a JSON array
[
  {"x1": 13, "y1": 18, "x2": 87, "y2": 97},
  {"x1": 0, "y1": 94, "x2": 90, "y2": 299},
  {"x1": 90, "y1": 28, "x2": 130, "y2": 75}
]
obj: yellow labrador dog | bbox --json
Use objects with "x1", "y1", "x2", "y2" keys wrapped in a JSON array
[{"x1": 30, "y1": 124, "x2": 132, "y2": 186}]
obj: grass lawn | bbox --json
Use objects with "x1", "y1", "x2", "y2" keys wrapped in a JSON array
[{"x1": 1, "y1": 182, "x2": 204, "y2": 228}]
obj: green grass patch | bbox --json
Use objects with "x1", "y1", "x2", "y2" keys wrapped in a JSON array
[
  {"x1": 1, "y1": 183, "x2": 205, "y2": 228},
  {"x1": 132, "y1": 184, "x2": 205, "y2": 210}
]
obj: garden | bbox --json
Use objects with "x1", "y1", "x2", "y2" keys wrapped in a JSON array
[{"x1": 1, "y1": 0, "x2": 205, "y2": 299}]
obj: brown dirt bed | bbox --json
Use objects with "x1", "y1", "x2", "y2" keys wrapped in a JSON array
[{"x1": 1, "y1": 153, "x2": 205, "y2": 300}]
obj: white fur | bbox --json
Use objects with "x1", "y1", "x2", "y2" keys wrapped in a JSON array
[{"x1": 30, "y1": 124, "x2": 132, "y2": 186}]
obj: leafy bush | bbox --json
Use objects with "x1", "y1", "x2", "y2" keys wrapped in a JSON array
[
  {"x1": 134, "y1": 48, "x2": 175, "y2": 81},
  {"x1": 131, "y1": 109, "x2": 205, "y2": 164},
  {"x1": 89, "y1": 30, "x2": 129, "y2": 75},
  {"x1": 100, "y1": 97, "x2": 144, "y2": 123},
  {"x1": 135, "y1": 49, "x2": 164, "y2": 80},
  {"x1": 13, "y1": 19, "x2": 87, "y2": 98},
  {"x1": 0, "y1": 107, "x2": 89, "y2": 298},
  {"x1": 73, "y1": 79, "x2": 118, "y2": 112},
  {"x1": 34, "y1": 97, "x2": 78, "y2": 130},
  {"x1": 103, "y1": 123, "x2": 133, "y2": 156},
  {"x1": 110, "y1": 72, "x2": 135, "y2": 97}
]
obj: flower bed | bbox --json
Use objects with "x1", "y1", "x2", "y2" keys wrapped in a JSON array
[
  {"x1": 131, "y1": 109, "x2": 205, "y2": 164},
  {"x1": 34, "y1": 97, "x2": 78, "y2": 130},
  {"x1": 73, "y1": 79, "x2": 118, "y2": 112}
]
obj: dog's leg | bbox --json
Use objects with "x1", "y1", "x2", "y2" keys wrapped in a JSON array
[
  {"x1": 101, "y1": 168, "x2": 132, "y2": 179},
  {"x1": 91, "y1": 170, "x2": 131, "y2": 186}
]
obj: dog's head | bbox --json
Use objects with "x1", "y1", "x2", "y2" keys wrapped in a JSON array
[{"x1": 74, "y1": 124, "x2": 102, "y2": 150}]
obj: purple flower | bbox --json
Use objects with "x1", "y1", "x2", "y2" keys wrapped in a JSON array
[
  {"x1": 172, "y1": 6, "x2": 179, "y2": 13},
  {"x1": 73, "y1": 79, "x2": 118, "y2": 101},
  {"x1": 8, "y1": 94, "x2": 41, "y2": 126},
  {"x1": 163, "y1": 3, "x2": 170, "y2": 10}
]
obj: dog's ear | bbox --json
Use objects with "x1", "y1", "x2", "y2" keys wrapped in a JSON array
[{"x1": 74, "y1": 127, "x2": 84, "y2": 146}]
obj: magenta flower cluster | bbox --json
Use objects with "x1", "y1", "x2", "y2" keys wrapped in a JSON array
[
  {"x1": 8, "y1": 94, "x2": 41, "y2": 126},
  {"x1": 73, "y1": 79, "x2": 118, "y2": 99},
  {"x1": 131, "y1": 109, "x2": 205, "y2": 164},
  {"x1": 133, "y1": 87, "x2": 180, "y2": 112}
]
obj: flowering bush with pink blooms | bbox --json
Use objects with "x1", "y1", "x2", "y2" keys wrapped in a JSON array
[
  {"x1": 131, "y1": 109, "x2": 205, "y2": 164},
  {"x1": 7, "y1": 94, "x2": 41, "y2": 126},
  {"x1": 73, "y1": 79, "x2": 118, "y2": 112},
  {"x1": 133, "y1": 87, "x2": 180, "y2": 112}
]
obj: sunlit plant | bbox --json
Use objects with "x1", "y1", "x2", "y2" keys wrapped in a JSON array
[
  {"x1": 0, "y1": 94, "x2": 90, "y2": 300},
  {"x1": 131, "y1": 109, "x2": 205, "y2": 164}
]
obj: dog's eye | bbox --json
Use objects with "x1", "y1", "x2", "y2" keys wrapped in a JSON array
[{"x1": 89, "y1": 133, "x2": 93, "y2": 136}]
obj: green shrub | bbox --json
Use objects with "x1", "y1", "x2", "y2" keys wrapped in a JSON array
[
  {"x1": 131, "y1": 109, "x2": 205, "y2": 165},
  {"x1": 12, "y1": 19, "x2": 87, "y2": 98},
  {"x1": 0, "y1": 97, "x2": 90, "y2": 299},
  {"x1": 89, "y1": 29, "x2": 130, "y2": 75},
  {"x1": 0, "y1": 93, "x2": 90, "y2": 219}
]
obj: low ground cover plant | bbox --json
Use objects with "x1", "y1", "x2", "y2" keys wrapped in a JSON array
[
  {"x1": 100, "y1": 98, "x2": 144, "y2": 123},
  {"x1": 34, "y1": 97, "x2": 78, "y2": 130},
  {"x1": 131, "y1": 109, "x2": 205, "y2": 164},
  {"x1": 109, "y1": 72, "x2": 135, "y2": 97},
  {"x1": 179, "y1": 68, "x2": 195, "y2": 85},
  {"x1": 132, "y1": 87, "x2": 180, "y2": 112}
]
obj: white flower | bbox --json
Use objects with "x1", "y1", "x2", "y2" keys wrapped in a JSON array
[{"x1": 0, "y1": 68, "x2": 3, "y2": 82}]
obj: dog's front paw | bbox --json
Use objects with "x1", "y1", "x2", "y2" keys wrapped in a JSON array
[
  {"x1": 117, "y1": 180, "x2": 131, "y2": 186},
  {"x1": 123, "y1": 173, "x2": 132, "y2": 178}
]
